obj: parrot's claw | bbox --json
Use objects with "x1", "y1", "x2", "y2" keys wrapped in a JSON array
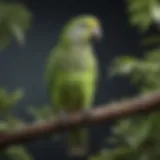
[
  {"x1": 82, "y1": 108, "x2": 90, "y2": 122},
  {"x1": 59, "y1": 110, "x2": 68, "y2": 124},
  {"x1": 83, "y1": 108, "x2": 90, "y2": 116}
]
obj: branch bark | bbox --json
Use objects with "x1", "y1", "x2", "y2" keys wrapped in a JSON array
[{"x1": 0, "y1": 91, "x2": 160, "y2": 151}]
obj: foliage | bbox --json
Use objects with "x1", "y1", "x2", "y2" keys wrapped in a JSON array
[
  {"x1": 126, "y1": 0, "x2": 160, "y2": 32},
  {"x1": 29, "y1": 105, "x2": 53, "y2": 121},
  {"x1": 0, "y1": 2, "x2": 32, "y2": 49},
  {"x1": 1, "y1": 145, "x2": 33, "y2": 160},
  {"x1": 0, "y1": 2, "x2": 54, "y2": 158},
  {"x1": 109, "y1": 49, "x2": 160, "y2": 92},
  {"x1": 90, "y1": 0, "x2": 160, "y2": 160},
  {"x1": 127, "y1": 0, "x2": 160, "y2": 47},
  {"x1": 0, "y1": 88, "x2": 34, "y2": 160},
  {"x1": 0, "y1": 1, "x2": 34, "y2": 160}
]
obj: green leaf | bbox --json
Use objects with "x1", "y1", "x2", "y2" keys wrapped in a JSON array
[
  {"x1": 108, "y1": 56, "x2": 139, "y2": 78},
  {"x1": 0, "y1": 2, "x2": 32, "y2": 49},
  {"x1": 126, "y1": 0, "x2": 160, "y2": 32},
  {"x1": 28, "y1": 105, "x2": 54, "y2": 121},
  {"x1": 141, "y1": 35, "x2": 160, "y2": 46},
  {"x1": 4, "y1": 146, "x2": 33, "y2": 160},
  {"x1": 0, "y1": 88, "x2": 24, "y2": 112}
]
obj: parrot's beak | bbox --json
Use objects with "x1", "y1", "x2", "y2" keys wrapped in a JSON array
[{"x1": 91, "y1": 28, "x2": 102, "y2": 42}]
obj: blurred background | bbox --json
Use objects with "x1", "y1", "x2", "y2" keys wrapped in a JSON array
[{"x1": 1, "y1": 0, "x2": 160, "y2": 160}]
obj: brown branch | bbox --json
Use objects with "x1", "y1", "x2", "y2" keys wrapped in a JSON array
[{"x1": 1, "y1": 91, "x2": 160, "y2": 151}]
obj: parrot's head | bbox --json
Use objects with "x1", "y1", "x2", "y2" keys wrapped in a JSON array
[{"x1": 59, "y1": 15, "x2": 103, "y2": 45}]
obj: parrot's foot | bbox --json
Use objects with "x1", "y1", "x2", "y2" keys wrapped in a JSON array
[
  {"x1": 59, "y1": 110, "x2": 68, "y2": 124},
  {"x1": 67, "y1": 146, "x2": 88, "y2": 157},
  {"x1": 82, "y1": 108, "x2": 90, "y2": 122}
]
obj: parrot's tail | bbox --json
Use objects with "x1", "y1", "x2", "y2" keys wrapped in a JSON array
[{"x1": 66, "y1": 128, "x2": 88, "y2": 157}]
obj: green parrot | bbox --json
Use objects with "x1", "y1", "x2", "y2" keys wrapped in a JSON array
[{"x1": 45, "y1": 14, "x2": 102, "y2": 156}]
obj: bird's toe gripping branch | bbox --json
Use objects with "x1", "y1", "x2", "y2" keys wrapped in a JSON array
[
  {"x1": 58, "y1": 108, "x2": 91, "y2": 127},
  {"x1": 59, "y1": 110, "x2": 69, "y2": 124},
  {"x1": 81, "y1": 108, "x2": 91, "y2": 123}
]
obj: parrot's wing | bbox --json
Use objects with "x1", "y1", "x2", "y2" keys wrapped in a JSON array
[
  {"x1": 45, "y1": 47, "x2": 61, "y2": 97},
  {"x1": 45, "y1": 46, "x2": 71, "y2": 97}
]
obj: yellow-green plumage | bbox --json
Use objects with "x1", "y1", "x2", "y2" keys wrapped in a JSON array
[{"x1": 45, "y1": 15, "x2": 102, "y2": 156}]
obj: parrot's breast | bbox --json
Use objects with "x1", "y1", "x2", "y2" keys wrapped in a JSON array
[
  {"x1": 46, "y1": 44, "x2": 98, "y2": 110},
  {"x1": 57, "y1": 46, "x2": 97, "y2": 72},
  {"x1": 53, "y1": 71, "x2": 96, "y2": 111}
]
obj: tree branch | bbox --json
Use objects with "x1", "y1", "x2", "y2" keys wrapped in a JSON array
[{"x1": 0, "y1": 91, "x2": 160, "y2": 151}]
